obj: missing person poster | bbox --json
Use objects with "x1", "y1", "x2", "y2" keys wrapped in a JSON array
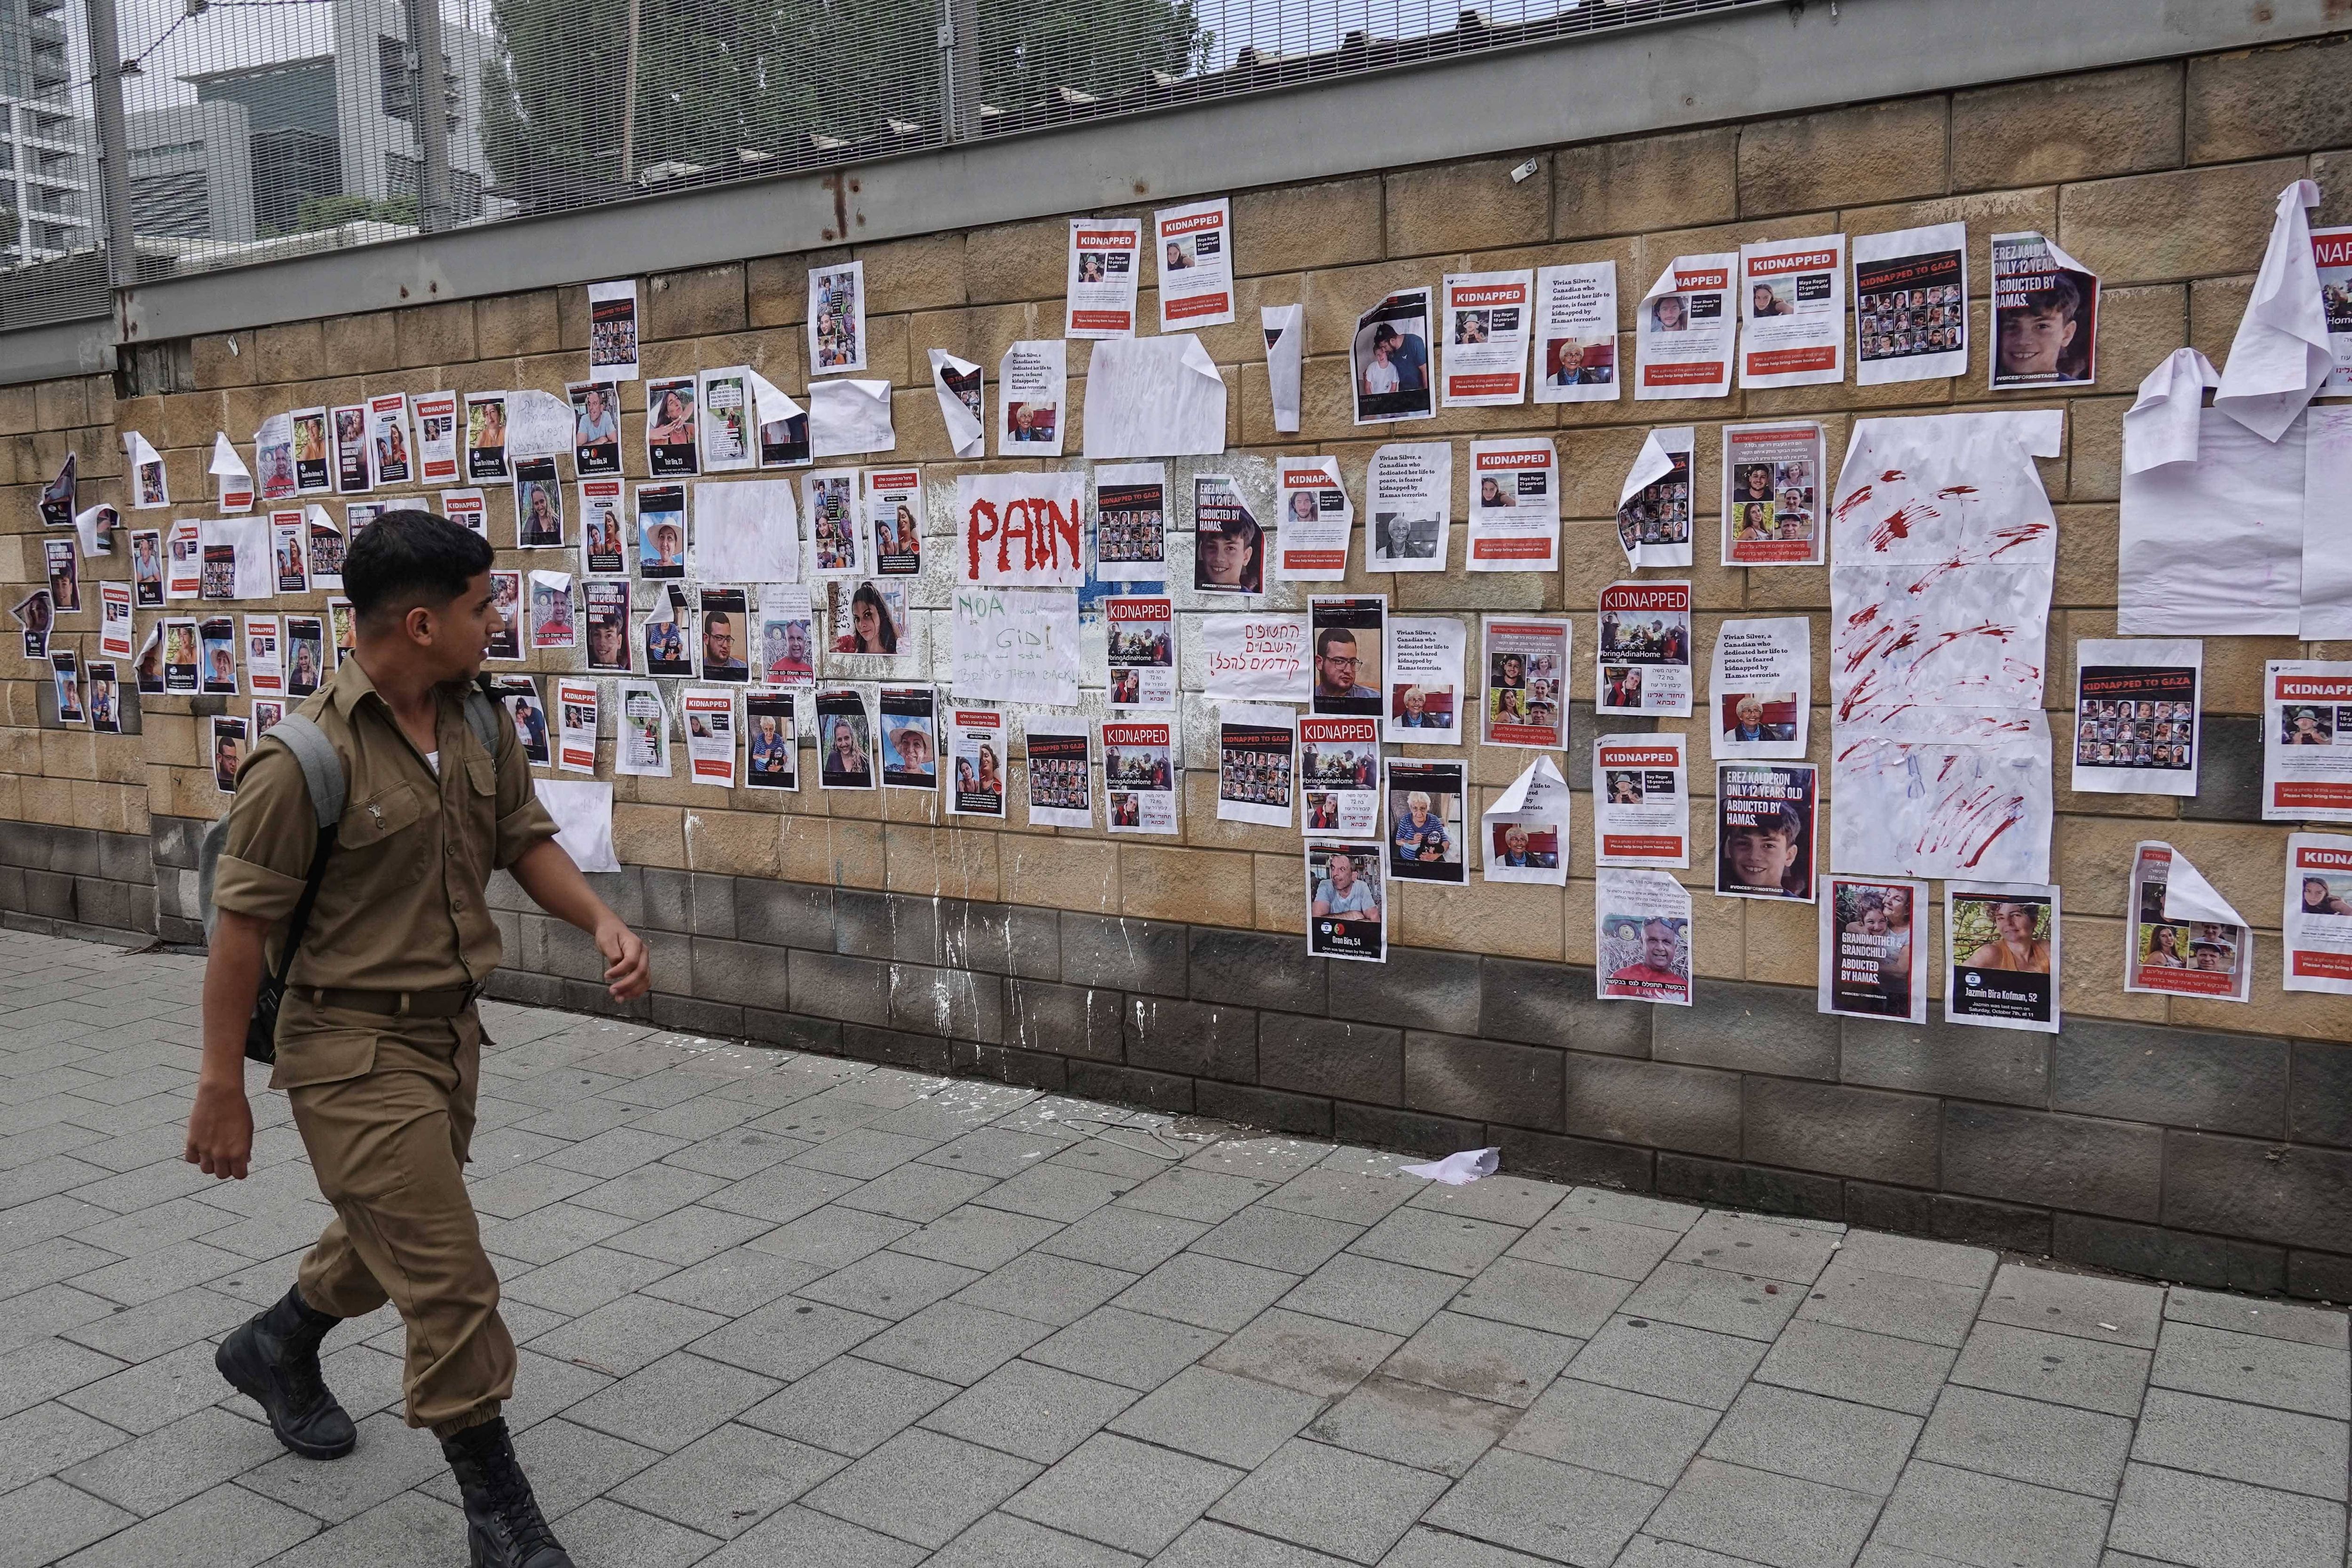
[
  {"x1": 332, "y1": 405, "x2": 372, "y2": 494},
  {"x1": 529, "y1": 572, "x2": 575, "y2": 651},
  {"x1": 1597, "y1": 870, "x2": 1693, "y2": 1006},
  {"x1": 587, "y1": 279, "x2": 641, "y2": 381},
  {"x1": 947, "y1": 706, "x2": 1006, "y2": 818},
  {"x1": 1820, "y1": 876, "x2": 1928, "y2": 1023},
  {"x1": 645, "y1": 377, "x2": 700, "y2": 478},
  {"x1": 165, "y1": 519, "x2": 203, "y2": 600},
  {"x1": 584, "y1": 581, "x2": 631, "y2": 672},
  {"x1": 2287, "y1": 834, "x2": 2352, "y2": 994},
  {"x1": 1025, "y1": 716, "x2": 1093, "y2": 828},
  {"x1": 291, "y1": 408, "x2": 331, "y2": 494},
  {"x1": 1711, "y1": 617, "x2": 1810, "y2": 761},
  {"x1": 1854, "y1": 222, "x2": 1969, "y2": 386},
  {"x1": 515, "y1": 457, "x2": 566, "y2": 549},
  {"x1": 699, "y1": 587, "x2": 752, "y2": 682},
  {"x1": 1387, "y1": 616, "x2": 1464, "y2": 745},
  {"x1": 463, "y1": 393, "x2": 507, "y2": 481},
  {"x1": 199, "y1": 617, "x2": 237, "y2": 695},
  {"x1": 1482, "y1": 616, "x2": 1569, "y2": 750},
  {"x1": 43, "y1": 537, "x2": 79, "y2": 613},
  {"x1": 256, "y1": 414, "x2": 296, "y2": 502},
  {"x1": 2071, "y1": 638, "x2": 2201, "y2": 796},
  {"x1": 699, "y1": 367, "x2": 755, "y2": 474},
  {"x1": 999, "y1": 342, "x2": 1067, "y2": 457},
  {"x1": 1637, "y1": 253, "x2": 1735, "y2": 400},
  {"x1": 1306, "y1": 841, "x2": 1386, "y2": 963},
  {"x1": 98, "y1": 581, "x2": 133, "y2": 660},
  {"x1": 615, "y1": 680, "x2": 671, "y2": 778},
  {"x1": 124, "y1": 431, "x2": 167, "y2": 509},
  {"x1": 754, "y1": 372, "x2": 811, "y2": 469},
  {"x1": 1300, "y1": 716, "x2": 1378, "y2": 836},
  {"x1": 1154, "y1": 198, "x2": 1235, "y2": 331},
  {"x1": 1385, "y1": 759, "x2": 1464, "y2": 884},
  {"x1": 1617, "y1": 426, "x2": 1693, "y2": 570},
  {"x1": 441, "y1": 488, "x2": 487, "y2": 542},
  {"x1": 810, "y1": 260, "x2": 868, "y2": 374},
  {"x1": 307, "y1": 507, "x2": 345, "y2": 592},
  {"x1": 815, "y1": 686, "x2": 875, "y2": 790},
  {"x1": 866, "y1": 469, "x2": 922, "y2": 578},
  {"x1": 482, "y1": 573, "x2": 519, "y2": 662},
  {"x1": 415, "y1": 392, "x2": 461, "y2": 484},
  {"x1": 1217, "y1": 704, "x2": 1295, "y2": 827},
  {"x1": 1716, "y1": 761, "x2": 1819, "y2": 902},
  {"x1": 131, "y1": 530, "x2": 164, "y2": 607},
  {"x1": 635, "y1": 484, "x2": 687, "y2": 579},
  {"x1": 2125, "y1": 841, "x2": 2252, "y2": 1003},
  {"x1": 1946, "y1": 882, "x2": 2060, "y2": 1031},
  {"x1": 1310, "y1": 596, "x2": 1386, "y2": 719},
  {"x1": 756, "y1": 586, "x2": 816, "y2": 686},
  {"x1": 1483, "y1": 756, "x2": 1568, "y2": 886},
  {"x1": 1721, "y1": 422, "x2": 1826, "y2": 567},
  {"x1": 285, "y1": 617, "x2": 324, "y2": 696},
  {"x1": 2265, "y1": 661, "x2": 2352, "y2": 821},
  {"x1": 88, "y1": 663, "x2": 119, "y2": 733},
  {"x1": 211, "y1": 715, "x2": 247, "y2": 793},
  {"x1": 1440, "y1": 270, "x2": 1534, "y2": 407},
  {"x1": 1275, "y1": 458, "x2": 1352, "y2": 581},
  {"x1": 1201, "y1": 613, "x2": 1308, "y2": 702},
  {"x1": 1194, "y1": 473, "x2": 1265, "y2": 595},
  {"x1": 212, "y1": 433, "x2": 254, "y2": 513},
  {"x1": 1991, "y1": 231, "x2": 2098, "y2": 390},
  {"x1": 747, "y1": 688, "x2": 798, "y2": 791},
  {"x1": 1352, "y1": 289, "x2": 1436, "y2": 425},
  {"x1": 1466, "y1": 439, "x2": 1559, "y2": 572},
  {"x1": 1534, "y1": 260, "x2": 1620, "y2": 405},
  {"x1": 2316, "y1": 225, "x2": 2352, "y2": 394},
  {"x1": 1095, "y1": 464, "x2": 1168, "y2": 584},
  {"x1": 160, "y1": 618, "x2": 197, "y2": 693},
  {"x1": 878, "y1": 685, "x2": 938, "y2": 791},
  {"x1": 806, "y1": 470, "x2": 862, "y2": 577},
  {"x1": 1595, "y1": 734, "x2": 1690, "y2": 868},
  {"x1": 1103, "y1": 720, "x2": 1176, "y2": 834},
  {"x1": 556, "y1": 679, "x2": 599, "y2": 775},
  {"x1": 1738, "y1": 234, "x2": 1846, "y2": 389},
  {"x1": 580, "y1": 479, "x2": 627, "y2": 577},
  {"x1": 1067, "y1": 217, "x2": 1141, "y2": 339},
  {"x1": 496, "y1": 675, "x2": 550, "y2": 767},
  {"x1": 1598, "y1": 581, "x2": 1692, "y2": 717},
  {"x1": 49, "y1": 651, "x2": 82, "y2": 726},
  {"x1": 1367, "y1": 442, "x2": 1451, "y2": 573},
  {"x1": 1106, "y1": 597, "x2": 1176, "y2": 709},
  {"x1": 368, "y1": 392, "x2": 413, "y2": 487},
  {"x1": 570, "y1": 381, "x2": 622, "y2": 477},
  {"x1": 245, "y1": 615, "x2": 282, "y2": 697}
]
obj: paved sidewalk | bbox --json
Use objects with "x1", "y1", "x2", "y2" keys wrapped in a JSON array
[{"x1": 0, "y1": 928, "x2": 2346, "y2": 1568}]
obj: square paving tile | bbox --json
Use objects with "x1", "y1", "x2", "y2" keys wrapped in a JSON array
[
  {"x1": 1872, "y1": 1459, "x2": 2114, "y2": 1568},
  {"x1": 1502, "y1": 1375, "x2": 1721, "y2": 1487},
  {"x1": 1109, "y1": 1365, "x2": 1325, "y2": 1469},
  {"x1": 739, "y1": 1354, "x2": 958, "y2": 1456},
  {"x1": 921, "y1": 1358, "x2": 1138, "y2": 1465},
  {"x1": 1422, "y1": 1448, "x2": 1663, "y2": 1566},
  {"x1": 1700, "y1": 1382, "x2": 1923, "y2": 1496},
  {"x1": 1915, "y1": 1384, "x2": 2135, "y2": 1500},
  {"x1": 612, "y1": 1422, "x2": 850, "y2": 1539},
  {"x1": 1001, "y1": 1431, "x2": 1243, "y2": 1557},
  {"x1": 2130, "y1": 1385, "x2": 2349, "y2": 1500},
  {"x1": 2106, "y1": 1461, "x2": 2346, "y2": 1568},
  {"x1": 1207, "y1": 1435, "x2": 1448, "y2": 1563},
  {"x1": 1306, "y1": 1375, "x2": 1516, "y2": 1479},
  {"x1": 1380, "y1": 1310, "x2": 1579, "y2": 1408}
]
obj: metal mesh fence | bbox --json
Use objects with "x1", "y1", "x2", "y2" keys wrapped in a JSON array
[{"x1": 0, "y1": 0, "x2": 1758, "y2": 335}]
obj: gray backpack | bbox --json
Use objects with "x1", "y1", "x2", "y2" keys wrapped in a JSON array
[{"x1": 197, "y1": 688, "x2": 505, "y2": 1062}]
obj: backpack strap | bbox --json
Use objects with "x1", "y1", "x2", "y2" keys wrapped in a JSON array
[
  {"x1": 267, "y1": 715, "x2": 346, "y2": 828},
  {"x1": 462, "y1": 688, "x2": 504, "y2": 761}
]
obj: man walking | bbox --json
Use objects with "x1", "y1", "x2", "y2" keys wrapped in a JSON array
[{"x1": 186, "y1": 510, "x2": 650, "y2": 1568}]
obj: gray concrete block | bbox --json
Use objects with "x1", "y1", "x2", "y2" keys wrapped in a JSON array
[
  {"x1": 856, "y1": 1300, "x2": 1057, "y2": 1385},
  {"x1": 1381, "y1": 1309, "x2": 1578, "y2": 1408},
  {"x1": 96, "y1": 831, "x2": 153, "y2": 886},
  {"x1": 1568, "y1": 1316, "x2": 1766, "y2": 1409},
  {"x1": 1450, "y1": 1256, "x2": 1630, "y2": 1339},
  {"x1": 642, "y1": 867, "x2": 693, "y2": 934},
  {"x1": 2165, "y1": 1286, "x2": 2348, "y2": 1349},
  {"x1": 1491, "y1": 1127, "x2": 1654, "y2": 1192},
  {"x1": 1122, "y1": 996, "x2": 1256, "y2": 1082},
  {"x1": 1188, "y1": 927, "x2": 1325, "y2": 1013},
  {"x1": 1670, "y1": 1210, "x2": 1842, "y2": 1285},
  {"x1": 1330, "y1": 1104, "x2": 1482, "y2": 1162},
  {"x1": 1843, "y1": 1184, "x2": 2053, "y2": 1256},
  {"x1": 563, "y1": 1350, "x2": 783, "y2": 1455},
  {"x1": 1655, "y1": 979, "x2": 1836, "y2": 1080},
  {"x1": 2108, "y1": 1461, "x2": 2345, "y2": 1568},
  {"x1": 919, "y1": 1359, "x2": 1138, "y2": 1466},
  {"x1": 1503, "y1": 1375, "x2": 1719, "y2": 1487},
  {"x1": 1704, "y1": 1382, "x2": 1922, "y2": 1496},
  {"x1": 689, "y1": 936, "x2": 790, "y2": 1010},
  {"x1": 1559, "y1": 1054, "x2": 1740, "y2": 1158},
  {"x1": 1643, "y1": 1456, "x2": 1883, "y2": 1567},
  {"x1": 1754, "y1": 1320, "x2": 1957, "y2": 1417},
  {"x1": 1743, "y1": 1078, "x2": 1939, "y2": 1186},
  {"x1": 1621, "y1": 1260, "x2": 1803, "y2": 1343},
  {"x1": 2054, "y1": 1020, "x2": 2288, "y2": 1138},
  {"x1": 1656, "y1": 1155, "x2": 1845, "y2": 1223},
  {"x1": 1059, "y1": 913, "x2": 1187, "y2": 996},
  {"x1": 2182, "y1": 715, "x2": 2265, "y2": 822},
  {"x1": 2150, "y1": 1319, "x2": 2351, "y2": 1419},
  {"x1": 1024, "y1": 1305, "x2": 1224, "y2": 1392},
  {"x1": 1206, "y1": 1435, "x2": 1448, "y2": 1563},
  {"x1": 1256, "y1": 1015, "x2": 1403, "y2": 1106},
  {"x1": 1328, "y1": 945, "x2": 1481, "y2": 1036},
  {"x1": 1402, "y1": 1032, "x2": 1563, "y2": 1132},
  {"x1": 1066, "y1": 1061, "x2": 1193, "y2": 1115},
  {"x1": 943, "y1": 899, "x2": 1061, "y2": 980},
  {"x1": 2132, "y1": 1386, "x2": 2348, "y2": 1501},
  {"x1": 796, "y1": 1427, "x2": 1033, "y2": 1549},
  {"x1": 1950, "y1": 1321, "x2": 2152, "y2": 1417},
  {"x1": 2289, "y1": 1042, "x2": 2352, "y2": 1148},
  {"x1": 787, "y1": 949, "x2": 892, "y2": 1027},
  {"x1": 1195, "y1": 1081, "x2": 1333, "y2": 1138},
  {"x1": 733, "y1": 878, "x2": 834, "y2": 949},
  {"x1": 1915, "y1": 1384, "x2": 2134, "y2": 1499},
  {"x1": 1421, "y1": 1448, "x2": 1661, "y2": 1567},
  {"x1": 887, "y1": 963, "x2": 1006, "y2": 1044},
  {"x1": 1480, "y1": 955, "x2": 1650, "y2": 1056},
  {"x1": 1797, "y1": 1261, "x2": 1984, "y2": 1348},
  {"x1": 149, "y1": 815, "x2": 201, "y2": 872},
  {"x1": 1873, "y1": 1461, "x2": 2116, "y2": 1568},
  {"x1": 1001, "y1": 1432, "x2": 1241, "y2": 1558},
  {"x1": 1942, "y1": 1103, "x2": 2163, "y2": 1221},
  {"x1": 2163, "y1": 1130, "x2": 2352, "y2": 1255},
  {"x1": 686, "y1": 871, "x2": 736, "y2": 939},
  {"x1": 2052, "y1": 1213, "x2": 2287, "y2": 1296},
  {"x1": 1978, "y1": 1261, "x2": 2165, "y2": 1348},
  {"x1": 1110, "y1": 1365, "x2": 1325, "y2": 1470},
  {"x1": 46, "y1": 826, "x2": 99, "y2": 877},
  {"x1": 1001, "y1": 978, "x2": 1123, "y2": 1062},
  {"x1": 1842, "y1": 1013, "x2": 2050, "y2": 1107}
]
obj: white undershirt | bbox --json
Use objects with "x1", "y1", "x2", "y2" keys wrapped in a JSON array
[{"x1": 425, "y1": 750, "x2": 440, "y2": 776}]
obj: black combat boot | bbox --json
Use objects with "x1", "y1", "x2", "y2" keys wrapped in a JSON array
[
  {"x1": 442, "y1": 1417, "x2": 572, "y2": 1568},
  {"x1": 215, "y1": 1283, "x2": 358, "y2": 1460}
]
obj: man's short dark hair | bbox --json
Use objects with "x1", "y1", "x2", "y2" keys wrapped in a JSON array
[
  {"x1": 344, "y1": 510, "x2": 494, "y2": 627},
  {"x1": 1316, "y1": 627, "x2": 1358, "y2": 659}
]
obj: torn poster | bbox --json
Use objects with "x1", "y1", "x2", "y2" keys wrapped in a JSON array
[
  {"x1": 1025, "y1": 716, "x2": 1094, "y2": 828},
  {"x1": 1067, "y1": 217, "x2": 1141, "y2": 339},
  {"x1": 1716, "y1": 761, "x2": 1819, "y2": 903},
  {"x1": 1275, "y1": 458, "x2": 1352, "y2": 581},
  {"x1": 1711, "y1": 617, "x2": 1810, "y2": 762},
  {"x1": 2264, "y1": 661, "x2": 2352, "y2": 822},
  {"x1": 1201, "y1": 613, "x2": 1308, "y2": 702},
  {"x1": 414, "y1": 393, "x2": 460, "y2": 485},
  {"x1": 2215, "y1": 180, "x2": 2328, "y2": 441},
  {"x1": 1095, "y1": 464, "x2": 1167, "y2": 584},
  {"x1": 1636, "y1": 252, "x2": 1734, "y2": 400},
  {"x1": 1217, "y1": 704, "x2": 1296, "y2": 827},
  {"x1": 306, "y1": 506, "x2": 344, "y2": 591},
  {"x1": 1104, "y1": 720, "x2": 1177, "y2": 835},
  {"x1": 805, "y1": 470, "x2": 862, "y2": 576},
  {"x1": 211, "y1": 433, "x2": 254, "y2": 513},
  {"x1": 752, "y1": 371, "x2": 810, "y2": 469},
  {"x1": 867, "y1": 468, "x2": 922, "y2": 578},
  {"x1": 1617, "y1": 426, "x2": 1693, "y2": 570},
  {"x1": 1082, "y1": 336, "x2": 1227, "y2": 459},
  {"x1": 528, "y1": 571, "x2": 575, "y2": 651},
  {"x1": 556, "y1": 679, "x2": 598, "y2": 774},
  {"x1": 1829, "y1": 410, "x2": 2061, "y2": 882},
  {"x1": 2071, "y1": 638, "x2": 2201, "y2": 796},
  {"x1": 1305, "y1": 840, "x2": 1383, "y2": 963},
  {"x1": 1482, "y1": 615, "x2": 1569, "y2": 750},
  {"x1": 694, "y1": 478, "x2": 799, "y2": 584},
  {"x1": 2316, "y1": 224, "x2": 2352, "y2": 394},
  {"x1": 1534, "y1": 260, "x2": 1620, "y2": 404},
  {"x1": 539, "y1": 780, "x2": 619, "y2": 871},
  {"x1": 1598, "y1": 870, "x2": 1693, "y2": 1007},
  {"x1": 950, "y1": 586, "x2": 1081, "y2": 707},
  {"x1": 2304, "y1": 407, "x2": 2352, "y2": 637},
  {"x1": 1991, "y1": 231, "x2": 2097, "y2": 390},
  {"x1": 1738, "y1": 233, "x2": 1845, "y2": 389},
  {"x1": 1299, "y1": 716, "x2": 1379, "y2": 836},
  {"x1": 40, "y1": 452, "x2": 74, "y2": 528},
  {"x1": 463, "y1": 393, "x2": 508, "y2": 481},
  {"x1": 1386, "y1": 759, "x2": 1465, "y2": 884},
  {"x1": 578, "y1": 480, "x2": 625, "y2": 577},
  {"x1": 699, "y1": 367, "x2": 755, "y2": 473},
  {"x1": 1105, "y1": 596, "x2": 1175, "y2": 709},
  {"x1": 1441, "y1": 269, "x2": 1534, "y2": 406},
  {"x1": 1853, "y1": 222, "x2": 1969, "y2": 386},
  {"x1": 1000, "y1": 341, "x2": 1067, "y2": 457},
  {"x1": 1946, "y1": 882, "x2": 2060, "y2": 1032},
  {"x1": 1820, "y1": 876, "x2": 1928, "y2": 1023},
  {"x1": 614, "y1": 680, "x2": 671, "y2": 778},
  {"x1": 587, "y1": 278, "x2": 641, "y2": 381},
  {"x1": 2287, "y1": 834, "x2": 2352, "y2": 994},
  {"x1": 1597, "y1": 581, "x2": 1692, "y2": 717},
  {"x1": 134, "y1": 622, "x2": 164, "y2": 693},
  {"x1": 1193, "y1": 473, "x2": 1264, "y2": 595},
  {"x1": 2125, "y1": 841, "x2": 2252, "y2": 1003},
  {"x1": 810, "y1": 260, "x2": 867, "y2": 374},
  {"x1": 930, "y1": 350, "x2": 986, "y2": 460},
  {"x1": 290, "y1": 408, "x2": 330, "y2": 493},
  {"x1": 747, "y1": 687, "x2": 798, "y2": 791},
  {"x1": 368, "y1": 393, "x2": 413, "y2": 487},
  {"x1": 641, "y1": 585, "x2": 692, "y2": 678},
  {"x1": 1481, "y1": 755, "x2": 1568, "y2": 886},
  {"x1": 956, "y1": 471, "x2": 1085, "y2": 587},
  {"x1": 11, "y1": 588, "x2": 51, "y2": 660},
  {"x1": 124, "y1": 431, "x2": 167, "y2": 509},
  {"x1": 636, "y1": 484, "x2": 687, "y2": 579},
  {"x1": 98, "y1": 581, "x2": 133, "y2": 659},
  {"x1": 1263, "y1": 304, "x2": 1304, "y2": 434},
  {"x1": 1367, "y1": 442, "x2": 1451, "y2": 573},
  {"x1": 1352, "y1": 288, "x2": 1436, "y2": 425},
  {"x1": 809, "y1": 379, "x2": 894, "y2": 459},
  {"x1": 1466, "y1": 438, "x2": 1559, "y2": 572},
  {"x1": 255, "y1": 414, "x2": 296, "y2": 502},
  {"x1": 947, "y1": 706, "x2": 1005, "y2": 818},
  {"x1": 1596, "y1": 733, "x2": 1689, "y2": 869},
  {"x1": 1154, "y1": 197, "x2": 1235, "y2": 331},
  {"x1": 1386, "y1": 616, "x2": 1465, "y2": 746},
  {"x1": 2119, "y1": 348, "x2": 2301, "y2": 635},
  {"x1": 1721, "y1": 421, "x2": 1825, "y2": 567},
  {"x1": 685, "y1": 688, "x2": 740, "y2": 788}
]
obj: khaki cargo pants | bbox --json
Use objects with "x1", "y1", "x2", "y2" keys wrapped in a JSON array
[{"x1": 275, "y1": 994, "x2": 514, "y2": 1434}]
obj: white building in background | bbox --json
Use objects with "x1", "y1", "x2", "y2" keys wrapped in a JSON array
[
  {"x1": 0, "y1": 0, "x2": 94, "y2": 265},
  {"x1": 127, "y1": 101, "x2": 256, "y2": 244}
]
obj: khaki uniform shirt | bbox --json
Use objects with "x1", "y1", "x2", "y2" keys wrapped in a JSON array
[{"x1": 212, "y1": 658, "x2": 559, "y2": 994}]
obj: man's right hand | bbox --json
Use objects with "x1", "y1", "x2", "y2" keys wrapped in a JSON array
[{"x1": 185, "y1": 1078, "x2": 254, "y2": 1180}]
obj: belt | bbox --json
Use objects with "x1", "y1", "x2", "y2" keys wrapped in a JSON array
[{"x1": 303, "y1": 985, "x2": 480, "y2": 1018}]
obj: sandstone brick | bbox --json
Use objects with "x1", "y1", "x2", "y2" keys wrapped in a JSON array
[
  {"x1": 747, "y1": 255, "x2": 817, "y2": 327},
  {"x1": 1121, "y1": 844, "x2": 1252, "y2": 926},
  {"x1": 1953, "y1": 64, "x2": 2183, "y2": 191},
  {"x1": 159, "y1": 390, "x2": 224, "y2": 454},
  {"x1": 474, "y1": 290, "x2": 563, "y2": 359},
  {"x1": 1556, "y1": 127, "x2": 1738, "y2": 240},
  {"x1": 684, "y1": 808, "x2": 783, "y2": 880},
  {"x1": 33, "y1": 377, "x2": 86, "y2": 431},
  {"x1": 1231, "y1": 177, "x2": 1384, "y2": 274},
  {"x1": 2059, "y1": 159, "x2": 2308, "y2": 287},
  {"x1": 1738, "y1": 99, "x2": 1950, "y2": 217},
  {"x1": 858, "y1": 232, "x2": 969, "y2": 313},
  {"x1": 190, "y1": 333, "x2": 257, "y2": 390},
  {"x1": 884, "y1": 822, "x2": 999, "y2": 901},
  {"x1": 321, "y1": 312, "x2": 399, "y2": 375},
  {"x1": 966, "y1": 219, "x2": 1068, "y2": 306},
  {"x1": 2188, "y1": 37, "x2": 2352, "y2": 163},
  {"x1": 1003, "y1": 835, "x2": 1118, "y2": 913},
  {"x1": 644, "y1": 263, "x2": 747, "y2": 340},
  {"x1": 1385, "y1": 156, "x2": 1549, "y2": 258},
  {"x1": 2189, "y1": 275, "x2": 2253, "y2": 369},
  {"x1": 612, "y1": 802, "x2": 686, "y2": 868},
  {"x1": 396, "y1": 301, "x2": 477, "y2": 368}
]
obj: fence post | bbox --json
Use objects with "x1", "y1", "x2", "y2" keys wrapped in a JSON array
[
  {"x1": 82, "y1": 0, "x2": 136, "y2": 286},
  {"x1": 406, "y1": 0, "x2": 455, "y2": 229},
  {"x1": 941, "y1": 0, "x2": 980, "y2": 143}
]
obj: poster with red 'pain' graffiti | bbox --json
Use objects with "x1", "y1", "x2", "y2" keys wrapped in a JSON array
[
  {"x1": 1828, "y1": 410, "x2": 2061, "y2": 884},
  {"x1": 955, "y1": 472, "x2": 1086, "y2": 587}
]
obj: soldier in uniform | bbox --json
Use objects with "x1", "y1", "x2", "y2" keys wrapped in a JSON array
[{"x1": 187, "y1": 510, "x2": 650, "y2": 1568}]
